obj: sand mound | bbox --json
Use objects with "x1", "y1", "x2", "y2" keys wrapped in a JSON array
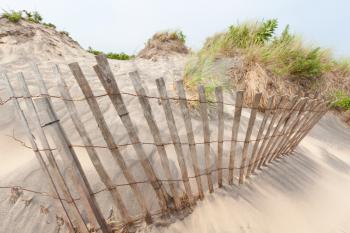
[
  {"x1": 137, "y1": 32, "x2": 189, "y2": 60},
  {"x1": 0, "y1": 17, "x2": 90, "y2": 70}
]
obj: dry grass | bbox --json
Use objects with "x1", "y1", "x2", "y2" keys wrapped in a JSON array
[
  {"x1": 183, "y1": 19, "x2": 350, "y2": 109},
  {"x1": 138, "y1": 31, "x2": 189, "y2": 59}
]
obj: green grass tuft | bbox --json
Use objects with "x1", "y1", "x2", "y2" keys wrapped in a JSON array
[
  {"x1": 330, "y1": 91, "x2": 350, "y2": 110},
  {"x1": 87, "y1": 47, "x2": 135, "y2": 60},
  {"x1": 184, "y1": 19, "x2": 348, "y2": 100},
  {"x1": 2, "y1": 10, "x2": 22, "y2": 23}
]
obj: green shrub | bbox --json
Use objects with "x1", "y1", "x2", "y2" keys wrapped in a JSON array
[
  {"x1": 23, "y1": 10, "x2": 42, "y2": 23},
  {"x1": 87, "y1": 47, "x2": 102, "y2": 55},
  {"x1": 2, "y1": 10, "x2": 22, "y2": 23},
  {"x1": 43, "y1": 22, "x2": 56, "y2": 29},
  {"x1": 184, "y1": 19, "x2": 343, "y2": 99},
  {"x1": 330, "y1": 91, "x2": 350, "y2": 110},
  {"x1": 87, "y1": 47, "x2": 134, "y2": 60},
  {"x1": 60, "y1": 31, "x2": 70, "y2": 37}
]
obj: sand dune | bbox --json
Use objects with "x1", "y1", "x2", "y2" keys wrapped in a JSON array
[{"x1": 1, "y1": 17, "x2": 350, "y2": 233}]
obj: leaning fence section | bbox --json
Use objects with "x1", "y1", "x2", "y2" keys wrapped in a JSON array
[{"x1": 2, "y1": 54, "x2": 328, "y2": 233}]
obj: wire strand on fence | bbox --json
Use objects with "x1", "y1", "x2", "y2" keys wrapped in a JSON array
[
  {"x1": 6, "y1": 121, "x2": 326, "y2": 154},
  {"x1": 0, "y1": 93, "x2": 328, "y2": 113}
]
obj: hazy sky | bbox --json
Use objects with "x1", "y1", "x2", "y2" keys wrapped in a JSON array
[{"x1": 2, "y1": 0, "x2": 349, "y2": 56}]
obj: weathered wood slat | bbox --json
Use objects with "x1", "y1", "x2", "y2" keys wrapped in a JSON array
[
  {"x1": 156, "y1": 77, "x2": 195, "y2": 204},
  {"x1": 269, "y1": 98, "x2": 308, "y2": 161},
  {"x1": 215, "y1": 87, "x2": 224, "y2": 188},
  {"x1": 56, "y1": 66, "x2": 131, "y2": 223},
  {"x1": 264, "y1": 96, "x2": 300, "y2": 164},
  {"x1": 288, "y1": 104, "x2": 327, "y2": 152},
  {"x1": 198, "y1": 85, "x2": 214, "y2": 193},
  {"x1": 3, "y1": 73, "x2": 77, "y2": 233},
  {"x1": 93, "y1": 55, "x2": 169, "y2": 211},
  {"x1": 238, "y1": 93, "x2": 262, "y2": 184},
  {"x1": 68, "y1": 62, "x2": 151, "y2": 222},
  {"x1": 279, "y1": 100, "x2": 320, "y2": 154},
  {"x1": 245, "y1": 96, "x2": 274, "y2": 178},
  {"x1": 34, "y1": 97, "x2": 111, "y2": 233},
  {"x1": 252, "y1": 96, "x2": 282, "y2": 172},
  {"x1": 176, "y1": 80, "x2": 204, "y2": 199},
  {"x1": 129, "y1": 71, "x2": 181, "y2": 209},
  {"x1": 17, "y1": 72, "x2": 89, "y2": 232},
  {"x1": 283, "y1": 102, "x2": 327, "y2": 153},
  {"x1": 277, "y1": 100, "x2": 317, "y2": 156},
  {"x1": 228, "y1": 91, "x2": 244, "y2": 185},
  {"x1": 257, "y1": 96, "x2": 288, "y2": 169}
]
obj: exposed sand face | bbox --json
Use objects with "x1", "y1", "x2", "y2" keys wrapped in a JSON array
[{"x1": 1, "y1": 18, "x2": 350, "y2": 233}]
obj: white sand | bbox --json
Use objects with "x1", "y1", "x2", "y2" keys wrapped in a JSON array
[{"x1": 1, "y1": 18, "x2": 350, "y2": 233}]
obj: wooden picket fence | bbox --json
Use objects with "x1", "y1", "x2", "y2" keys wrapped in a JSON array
[{"x1": 2, "y1": 54, "x2": 328, "y2": 233}]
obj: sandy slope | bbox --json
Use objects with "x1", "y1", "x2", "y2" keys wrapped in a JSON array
[{"x1": 1, "y1": 18, "x2": 350, "y2": 233}]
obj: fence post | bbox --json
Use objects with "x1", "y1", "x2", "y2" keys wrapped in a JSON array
[
  {"x1": 284, "y1": 102, "x2": 327, "y2": 153},
  {"x1": 260, "y1": 96, "x2": 294, "y2": 166},
  {"x1": 129, "y1": 70, "x2": 181, "y2": 209},
  {"x1": 67, "y1": 62, "x2": 151, "y2": 222},
  {"x1": 215, "y1": 87, "x2": 224, "y2": 188},
  {"x1": 246, "y1": 96, "x2": 274, "y2": 178},
  {"x1": 238, "y1": 93, "x2": 261, "y2": 184},
  {"x1": 264, "y1": 96, "x2": 300, "y2": 164},
  {"x1": 198, "y1": 85, "x2": 214, "y2": 193},
  {"x1": 55, "y1": 66, "x2": 131, "y2": 224},
  {"x1": 34, "y1": 96, "x2": 111, "y2": 233},
  {"x1": 2, "y1": 73, "x2": 77, "y2": 233},
  {"x1": 176, "y1": 80, "x2": 204, "y2": 199},
  {"x1": 268, "y1": 98, "x2": 307, "y2": 162},
  {"x1": 17, "y1": 72, "x2": 90, "y2": 232},
  {"x1": 256, "y1": 96, "x2": 286, "y2": 169},
  {"x1": 93, "y1": 56, "x2": 170, "y2": 211},
  {"x1": 251, "y1": 96, "x2": 281, "y2": 173},
  {"x1": 228, "y1": 91, "x2": 244, "y2": 185},
  {"x1": 156, "y1": 77, "x2": 195, "y2": 205}
]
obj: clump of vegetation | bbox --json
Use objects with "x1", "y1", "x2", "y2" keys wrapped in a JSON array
[
  {"x1": 2, "y1": 10, "x2": 22, "y2": 23},
  {"x1": 138, "y1": 30, "x2": 188, "y2": 59},
  {"x1": 184, "y1": 19, "x2": 350, "y2": 107},
  {"x1": 331, "y1": 91, "x2": 350, "y2": 110},
  {"x1": 87, "y1": 47, "x2": 134, "y2": 60},
  {"x1": 23, "y1": 10, "x2": 42, "y2": 23},
  {"x1": 43, "y1": 22, "x2": 56, "y2": 29},
  {"x1": 2, "y1": 9, "x2": 58, "y2": 31},
  {"x1": 59, "y1": 30, "x2": 70, "y2": 37},
  {"x1": 154, "y1": 30, "x2": 186, "y2": 44}
]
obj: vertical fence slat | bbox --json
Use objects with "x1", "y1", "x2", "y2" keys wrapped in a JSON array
[
  {"x1": 288, "y1": 104, "x2": 327, "y2": 153},
  {"x1": 251, "y1": 96, "x2": 282, "y2": 173},
  {"x1": 264, "y1": 96, "x2": 300, "y2": 164},
  {"x1": 245, "y1": 96, "x2": 274, "y2": 178},
  {"x1": 228, "y1": 90, "x2": 244, "y2": 185},
  {"x1": 3, "y1": 73, "x2": 77, "y2": 233},
  {"x1": 238, "y1": 93, "x2": 262, "y2": 184},
  {"x1": 34, "y1": 97, "x2": 111, "y2": 233},
  {"x1": 215, "y1": 87, "x2": 224, "y2": 188},
  {"x1": 56, "y1": 66, "x2": 131, "y2": 223},
  {"x1": 17, "y1": 72, "x2": 89, "y2": 232},
  {"x1": 176, "y1": 80, "x2": 204, "y2": 199},
  {"x1": 257, "y1": 96, "x2": 287, "y2": 169},
  {"x1": 280, "y1": 100, "x2": 319, "y2": 154},
  {"x1": 198, "y1": 85, "x2": 214, "y2": 193},
  {"x1": 93, "y1": 56, "x2": 170, "y2": 211},
  {"x1": 68, "y1": 63, "x2": 151, "y2": 222},
  {"x1": 269, "y1": 98, "x2": 307, "y2": 162},
  {"x1": 284, "y1": 102, "x2": 327, "y2": 154},
  {"x1": 156, "y1": 77, "x2": 195, "y2": 205},
  {"x1": 129, "y1": 71, "x2": 181, "y2": 209}
]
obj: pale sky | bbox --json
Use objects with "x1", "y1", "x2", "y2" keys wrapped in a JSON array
[{"x1": 2, "y1": 0, "x2": 349, "y2": 57}]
